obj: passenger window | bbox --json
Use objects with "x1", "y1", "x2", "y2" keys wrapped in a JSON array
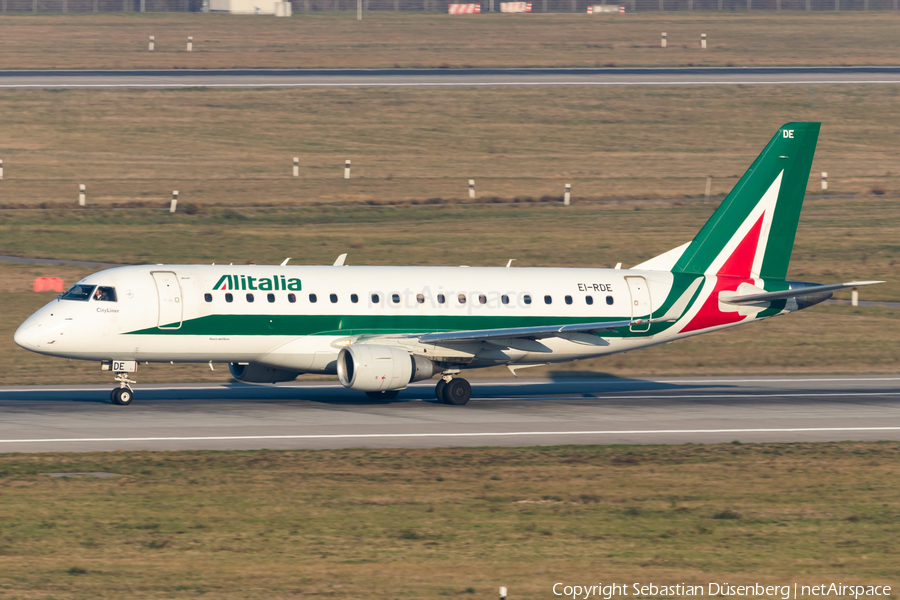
[
  {"x1": 246, "y1": 293, "x2": 254, "y2": 303},
  {"x1": 330, "y1": 293, "x2": 338, "y2": 303},
  {"x1": 288, "y1": 293, "x2": 296, "y2": 303},
  {"x1": 478, "y1": 294, "x2": 487, "y2": 305},
  {"x1": 371, "y1": 294, "x2": 380, "y2": 303},
  {"x1": 544, "y1": 295, "x2": 552, "y2": 305},
  {"x1": 437, "y1": 294, "x2": 446, "y2": 304},
  {"x1": 585, "y1": 295, "x2": 593, "y2": 305},
  {"x1": 351, "y1": 294, "x2": 359, "y2": 304},
  {"x1": 60, "y1": 284, "x2": 95, "y2": 302},
  {"x1": 204, "y1": 293, "x2": 213, "y2": 303},
  {"x1": 523, "y1": 294, "x2": 532, "y2": 305},
  {"x1": 94, "y1": 286, "x2": 117, "y2": 302},
  {"x1": 501, "y1": 295, "x2": 509, "y2": 305},
  {"x1": 458, "y1": 294, "x2": 466, "y2": 304},
  {"x1": 416, "y1": 294, "x2": 425, "y2": 304},
  {"x1": 225, "y1": 293, "x2": 233, "y2": 303},
  {"x1": 309, "y1": 293, "x2": 317, "y2": 303},
  {"x1": 606, "y1": 295, "x2": 614, "y2": 305},
  {"x1": 392, "y1": 293, "x2": 400, "y2": 304},
  {"x1": 267, "y1": 293, "x2": 275, "y2": 303},
  {"x1": 565, "y1": 295, "x2": 573, "y2": 305}
]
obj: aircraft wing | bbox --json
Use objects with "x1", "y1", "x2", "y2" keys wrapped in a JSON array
[
  {"x1": 415, "y1": 279, "x2": 701, "y2": 345},
  {"x1": 417, "y1": 317, "x2": 674, "y2": 344},
  {"x1": 726, "y1": 280, "x2": 884, "y2": 304}
]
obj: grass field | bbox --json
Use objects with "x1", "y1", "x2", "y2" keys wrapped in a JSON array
[
  {"x1": 0, "y1": 443, "x2": 897, "y2": 598},
  {"x1": 2, "y1": 196, "x2": 897, "y2": 385},
  {"x1": 0, "y1": 85, "x2": 898, "y2": 208},
  {"x1": 1, "y1": 12, "x2": 900, "y2": 70}
]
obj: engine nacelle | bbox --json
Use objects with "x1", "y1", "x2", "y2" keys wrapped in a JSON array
[
  {"x1": 228, "y1": 362, "x2": 301, "y2": 384},
  {"x1": 337, "y1": 344, "x2": 439, "y2": 392}
]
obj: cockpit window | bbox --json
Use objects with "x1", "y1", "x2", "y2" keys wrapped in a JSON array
[
  {"x1": 60, "y1": 284, "x2": 96, "y2": 302},
  {"x1": 93, "y1": 286, "x2": 117, "y2": 302}
]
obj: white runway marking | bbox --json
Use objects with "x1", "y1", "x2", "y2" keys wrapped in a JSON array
[
  {"x1": 2, "y1": 80, "x2": 900, "y2": 89},
  {"x1": 3, "y1": 426, "x2": 900, "y2": 445},
  {"x1": 492, "y1": 392, "x2": 900, "y2": 400},
  {"x1": 497, "y1": 377, "x2": 900, "y2": 386}
]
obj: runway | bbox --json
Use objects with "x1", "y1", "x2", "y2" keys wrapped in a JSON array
[
  {"x1": 1, "y1": 375, "x2": 899, "y2": 452},
  {"x1": 2, "y1": 67, "x2": 900, "y2": 89}
]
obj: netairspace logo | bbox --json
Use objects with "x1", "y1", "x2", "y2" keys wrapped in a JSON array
[{"x1": 551, "y1": 583, "x2": 892, "y2": 600}]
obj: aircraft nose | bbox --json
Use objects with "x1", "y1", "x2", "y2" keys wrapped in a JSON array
[{"x1": 14, "y1": 322, "x2": 40, "y2": 351}]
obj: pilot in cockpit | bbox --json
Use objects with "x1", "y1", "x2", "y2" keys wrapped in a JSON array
[{"x1": 93, "y1": 287, "x2": 114, "y2": 302}]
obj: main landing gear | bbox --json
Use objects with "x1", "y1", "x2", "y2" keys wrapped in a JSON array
[
  {"x1": 435, "y1": 374, "x2": 471, "y2": 406},
  {"x1": 110, "y1": 372, "x2": 136, "y2": 406}
]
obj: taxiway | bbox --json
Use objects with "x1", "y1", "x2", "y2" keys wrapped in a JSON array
[
  {"x1": 1, "y1": 375, "x2": 898, "y2": 452},
  {"x1": 2, "y1": 66, "x2": 900, "y2": 89}
]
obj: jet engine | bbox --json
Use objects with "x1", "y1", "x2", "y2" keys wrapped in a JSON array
[
  {"x1": 228, "y1": 362, "x2": 301, "y2": 384},
  {"x1": 337, "y1": 344, "x2": 439, "y2": 392}
]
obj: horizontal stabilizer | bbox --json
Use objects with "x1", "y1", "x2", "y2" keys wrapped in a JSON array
[{"x1": 726, "y1": 281, "x2": 884, "y2": 305}]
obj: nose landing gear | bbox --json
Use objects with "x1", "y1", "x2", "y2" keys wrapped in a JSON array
[
  {"x1": 436, "y1": 373, "x2": 471, "y2": 405},
  {"x1": 110, "y1": 372, "x2": 136, "y2": 406}
]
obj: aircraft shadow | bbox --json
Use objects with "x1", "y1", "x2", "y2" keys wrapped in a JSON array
[{"x1": 0, "y1": 373, "x2": 728, "y2": 406}]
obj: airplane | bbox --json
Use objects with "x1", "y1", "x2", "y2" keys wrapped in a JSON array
[{"x1": 14, "y1": 122, "x2": 882, "y2": 406}]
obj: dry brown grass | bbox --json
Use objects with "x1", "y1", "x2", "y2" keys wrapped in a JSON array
[
  {"x1": 1, "y1": 12, "x2": 900, "y2": 69},
  {"x1": 0, "y1": 85, "x2": 898, "y2": 208},
  {"x1": 0, "y1": 443, "x2": 897, "y2": 598}
]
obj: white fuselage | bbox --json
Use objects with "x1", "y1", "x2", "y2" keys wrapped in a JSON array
[{"x1": 14, "y1": 264, "x2": 724, "y2": 374}]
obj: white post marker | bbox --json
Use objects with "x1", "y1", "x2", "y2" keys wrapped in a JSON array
[
  {"x1": 468, "y1": 179, "x2": 475, "y2": 199},
  {"x1": 187, "y1": 36, "x2": 193, "y2": 52},
  {"x1": 704, "y1": 175, "x2": 712, "y2": 202},
  {"x1": 822, "y1": 172, "x2": 828, "y2": 190},
  {"x1": 661, "y1": 32, "x2": 667, "y2": 48},
  {"x1": 344, "y1": 160, "x2": 351, "y2": 180},
  {"x1": 564, "y1": 183, "x2": 571, "y2": 206},
  {"x1": 79, "y1": 184, "x2": 86, "y2": 207},
  {"x1": 500, "y1": 587, "x2": 508, "y2": 600},
  {"x1": 170, "y1": 191, "x2": 178, "y2": 213},
  {"x1": 701, "y1": 33, "x2": 707, "y2": 49},
  {"x1": 148, "y1": 36, "x2": 155, "y2": 51},
  {"x1": 0, "y1": 159, "x2": 3, "y2": 180},
  {"x1": 851, "y1": 287, "x2": 859, "y2": 306},
  {"x1": 293, "y1": 157, "x2": 299, "y2": 177}
]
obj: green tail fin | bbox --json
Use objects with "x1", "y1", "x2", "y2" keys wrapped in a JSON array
[{"x1": 672, "y1": 123, "x2": 820, "y2": 280}]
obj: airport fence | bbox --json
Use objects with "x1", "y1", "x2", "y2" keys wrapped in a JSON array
[{"x1": 1, "y1": 0, "x2": 897, "y2": 12}]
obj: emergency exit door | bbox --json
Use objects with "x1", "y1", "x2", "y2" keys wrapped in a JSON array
[
  {"x1": 152, "y1": 271, "x2": 183, "y2": 330},
  {"x1": 625, "y1": 276, "x2": 652, "y2": 332}
]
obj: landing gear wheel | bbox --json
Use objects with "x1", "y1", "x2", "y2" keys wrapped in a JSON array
[
  {"x1": 443, "y1": 378, "x2": 471, "y2": 406},
  {"x1": 111, "y1": 387, "x2": 134, "y2": 406},
  {"x1": 366, "y1": 390, "x2": 400, "y2": 400},
  {"x1": 435, "y1": 379, "x2": 447, "y2": 402}
]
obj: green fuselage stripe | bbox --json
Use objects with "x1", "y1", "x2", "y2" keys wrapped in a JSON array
[{"x1": 128, "y1": 313, "x2": 658, "y2": 337}]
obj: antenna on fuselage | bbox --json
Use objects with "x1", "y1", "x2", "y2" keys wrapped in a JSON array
[
  {"x1": 280, "y1": 258, "x2": 291, "y2": 266},
  {"x1": 333, "y1": 254, "x2": 347, "y2": 266},
  {"x1": 506, "y1": 259, "x2": 516, "y2": 268}
]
